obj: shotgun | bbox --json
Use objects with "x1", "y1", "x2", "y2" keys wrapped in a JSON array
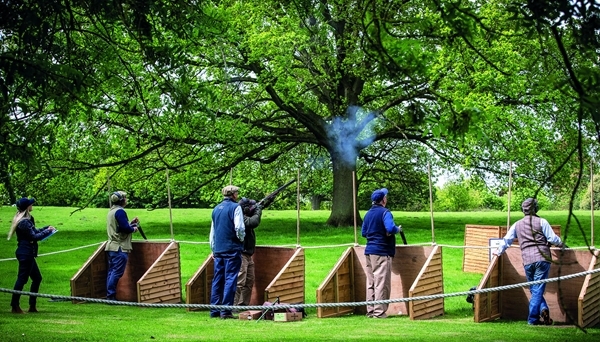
[
  {"x1": 134, "y1": 222, "x2": 147, "y2": 240},
  {"x1": 249, "y1": 179, "x2": 296, "y2": 214},
  {"x1": 399, "y1": 225, "x2": 407, "y2": 245}
]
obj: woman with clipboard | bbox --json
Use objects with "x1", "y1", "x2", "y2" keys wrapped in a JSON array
[{"x1": 7, "y1": 197, "x2": 56, "y2": 314}]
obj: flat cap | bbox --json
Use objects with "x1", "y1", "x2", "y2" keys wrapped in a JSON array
[{"x1": 222, "y1": 185, "x2": 240, "y2": 196}]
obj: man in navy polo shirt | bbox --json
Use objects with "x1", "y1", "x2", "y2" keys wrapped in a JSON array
[{"x1": 362, "y1": 188, "x2": 402, "y2": 318}]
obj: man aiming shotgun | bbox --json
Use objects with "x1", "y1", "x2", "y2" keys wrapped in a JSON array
[
  {"x1": 233, "y1": 179, "x2": 295, "y2": 311},
  {"x1": 246, "y1": 179, "x2": 296, "y2": 215}
]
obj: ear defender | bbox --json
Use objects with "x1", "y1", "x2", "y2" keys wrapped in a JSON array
[
  {"x1": 110, "y1": 191, "x2": 126, "y2": 204},
  {"x1": 113, "y1": 192, "x2": 123, "y2": 201}
]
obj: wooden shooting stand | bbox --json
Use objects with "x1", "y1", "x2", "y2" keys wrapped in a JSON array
[
  {"x1": 463, "y1": 224, "x2": 561, "y2": 274},
  {"x1": 185, "y1": 246, "x2": 305, "y2": 311},
  {"x1": 316, "y1": 245, "x2": 444, "y2": 320},
  {"x1": 70, "y1": 241, "x2": 181, "y2": 303},
  {"x1": 474, "y1": 247, "x2": 600, "y2": 327}
]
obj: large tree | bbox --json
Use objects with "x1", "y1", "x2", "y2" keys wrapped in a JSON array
[
  {"x1": 7, "y1": 0, "x2": 595, "y2": 227},
  {"x1": 117, "y1": 0, "x2": 463, "y2": 225},
  {"x1": 31, "y1": 0, "x2": 461, "y2": 225}
]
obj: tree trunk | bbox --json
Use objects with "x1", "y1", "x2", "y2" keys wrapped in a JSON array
[
  {"x1": 310, "y1": 195, "x2": 322, "y2": 210},
  {"x1": 0, "y1": 160, "x2": 15, "y2": 205},
  {"x1": 326, "y1": 152, "x2": 362, "y2": 227}
]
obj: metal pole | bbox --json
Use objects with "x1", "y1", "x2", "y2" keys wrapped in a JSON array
[
  {"x1": 166, "y1": 168, "x2": 174, "y2": 241},
  {"x1": 507, "y1": 161, "x2": 513, "y2": 230},
  {"x1": 427, "y1": 162, "x2": 435, "y2": 244},
  {"x1": 297, "y1": 169, "x2": 301, "y2": 247},
  {"x1": 353, "y1": 171, "x2": 358, "y2": 245}
]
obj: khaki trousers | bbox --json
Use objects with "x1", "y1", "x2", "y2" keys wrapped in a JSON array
[
  {"x1": 365, "y1": 254, "x2": 392, "y2": 318},
  {"x1": 234, "y1": 253, "x2": 255, "y2": 306}
]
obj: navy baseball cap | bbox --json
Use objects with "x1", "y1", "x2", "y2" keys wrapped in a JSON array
[
  {"x1": 16, "y1": 197, "x2": 36, "y2": 212},
  {"x1": 371, "y1": 188, "x2": 388, "y2": 202}
]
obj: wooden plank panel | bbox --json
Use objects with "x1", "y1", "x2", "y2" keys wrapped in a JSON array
[
  {"x1": 138, "y1": 272, "x2": 180, "y2": 286},
  {"x1": 264, "y1": 248, "x2": 305, "y2": 306},
  {"x1": 411, "y1": 282, "x2": 443, "y2": 295},
  {"x1": 71, "y1": 242, "x2": 108, "y2": 303},
  {"x1": 253, "y1": 246, "x2": 301, "y2": 306},
  {"x1": 275, "y1": 265, "x2": 305, "y2": 277},
  {"x1": 578, "y1": 252, "x2": 600, "y2": 327},
  {"x1": 268, "y1": 280, "x2": 305, "y2": 292},
  {"x1": 140, "y1": 285, "x2": 181, "y2": 298},
  {"x1": 150, "y1": 294, "x2": 180, "y2": 304},
  {"x1": 409, "y1": 245, "x2": 444, "y2": 320},
  {"x1": 474, "y1": 254, "x2": 500, "y2": 322},
  {"x1": 412, "y1": 299, "x2": 444, "y2": 311},
  {"x1": 141, "y1": 292, "x2": 181, "y2": 304},
  {"x1": 317, "y1": 247, "x2": 354, "y2": 318},
  {"x1": 500, "y1": 248, "x2": 591, "y2": 323},
  {"x1": 137, "y1": 242, "x2": 181, "y2": 304},
  {"x1": 582, "y1": 286, "x2": 600, "y2": 304},
  {"x1": 108, "y1": 241, "x2": 173, "y2": 303},
  {"x1": 185, "y1": 253, "x2": 213, "y2": 310},
  {"x1": 463, "y1": 225, "x2": 502, "y2": 274},
  {"x1": 412, "y1": 301, "x2": 444, "y2": 315}
]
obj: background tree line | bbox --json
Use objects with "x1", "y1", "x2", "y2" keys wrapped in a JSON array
[
  {"x1": 2, "y1": 162, "x2": 598, "y2": 213},
  {"x1": 1, "y1": 0, "x2": 599, "y2": 223}
]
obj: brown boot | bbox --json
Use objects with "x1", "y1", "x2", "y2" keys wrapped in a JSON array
[
  {"x1": 28, "y1": 307, "x2": 39, "y2": 313},
  {"x1": 11, "y1": 306, "x2": 24, "y2": 314}
]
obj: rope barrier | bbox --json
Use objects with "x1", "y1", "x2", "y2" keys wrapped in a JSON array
[
  {"x1": 1, "y1": 239, "x2": 595, "y2": 262},
  {"x1": 2, "y1": 267, "x2": 599, "y2": 311},
  {"x1": 0, "y1": 242, "x2": 104, "y2": 262}
]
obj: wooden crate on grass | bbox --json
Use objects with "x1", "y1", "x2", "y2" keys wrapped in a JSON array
[
  {"x1": 71, "y1": 241, "x2": 181, "y2": 304},
  {"x1": 463, "y1": 224, "x2": 561, "y2": 274},
  {"x1": 186, "y1": 246, "x2": 305, "y2": 311},
  {"x1": 316, "y1": 245, "x2": 444, "y2": 320},
  {"x1": 474, "y1": 248, "x2": 600, "y2": 328}
]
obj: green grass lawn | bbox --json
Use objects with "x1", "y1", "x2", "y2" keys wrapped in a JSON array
[{"x1": 0, "y1": 207, "x2": 598, "y2": 341}]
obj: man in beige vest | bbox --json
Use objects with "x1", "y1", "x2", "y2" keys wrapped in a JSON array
[{"x1": 105, "y1": 191, "x2": 139, "y2": 301}]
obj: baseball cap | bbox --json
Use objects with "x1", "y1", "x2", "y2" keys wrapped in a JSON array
[
  {"x1": 371, "y1": 188, "x2": 388, "y2": 202},
  {"x1": 16, "y1": 197, "x2": 36, "y2": 212}
]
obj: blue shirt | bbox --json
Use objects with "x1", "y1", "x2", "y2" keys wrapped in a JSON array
[
  {"x1": 362, "y1": 204, "x2": 400, "y2": 257},
  {"x1": 114, "y1": 209, "x2": 136, "y2": 233}
]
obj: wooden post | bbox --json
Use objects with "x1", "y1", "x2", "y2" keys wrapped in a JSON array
[
  {"x1": 591, "y1": 160, "x2": 594, "y2": 248},
  {"x1": 297, "y1": 169, "x2": 301, "y2": 247},
  {"x1": 166, "y1": 168, "x2": 174, "y2": 241},
  {"x1": 353, "y1": 171, "x2": 358, "y2": 245},
  {"x1": 427, "y1": 162, "x2": 435, "y2": 244},
  {"x1": 507, "y1": 161, "x2": 512, "y2": 230},
  {"x1": 107, "y1": 176, "x2": 111, "y2": 208}
]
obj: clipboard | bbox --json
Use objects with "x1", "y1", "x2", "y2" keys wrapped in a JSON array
[
  {"x1": 41, "y1": 229, "x2": 58, "y2": 241},
  {"x1": 489, "y1": 238, "x2": 503, "y2": 261}
]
